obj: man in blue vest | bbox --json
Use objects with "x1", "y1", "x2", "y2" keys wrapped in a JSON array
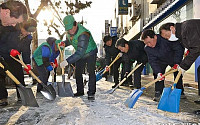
[{"x1": 60, "y1": 15, "x2": 98, "y2": 100}]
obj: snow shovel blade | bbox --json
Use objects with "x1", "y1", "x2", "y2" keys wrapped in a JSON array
[
  {"x1": 96, "y1": 68, "x2": 105, "y2": 81},
  {"x1": 158, "y1": 86, "x2": 182, "y2": 113},
  {"x1": 57, "y1": 75, "x2": 74, "y2": 97},
  {"x1": 125, "y1": 87, "x2": 145, "y2": 108},
  {"x1": 40, "y1": 83, "x2": 56, "y2": 100},
  {"x1": 17, "y1": 84, "x2": 39, "y2": 107}
]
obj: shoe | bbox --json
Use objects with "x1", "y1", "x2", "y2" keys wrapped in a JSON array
[
  {"x1": 194, "y1": 100, "x2": 200, "y2": 104},
  {"x1": 181, "y1": 93, "x2": 187, "y2": 99},
  {"x1": 194, "y1": 110, "x2": 200, "y2": 115},
  {"x1": 74, "y1": 92, "x2": 84, "y2": 97},
  {"x1": 0, "y1": 98, "x2": 8, "y2": 106},
  {"x1": 153, "y1": 91, "x2": 161, "y2": 102},
  {"x1": 88, "y1": 95, "x2": 95, "y2": 100}
]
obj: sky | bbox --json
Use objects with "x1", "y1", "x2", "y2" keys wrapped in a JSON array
[{"x1": 36, "y1": 0, "x2": 116, "y2": 43}]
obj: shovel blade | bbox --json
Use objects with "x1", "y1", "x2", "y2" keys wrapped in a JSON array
[
  {"x1": 105, "y1": 88, "x2": 115, "y2": 94},
  {"x1": 57, "y1": 82, "x2": 74, "y2": 97},
  {"x1": 17, "y1": 86, "x2": 39, "y2": 107},
  {"x1": 41, "y1": 84, "x2": 56, "y2": 100},
  {"x1": 125, "y1": 89, "x2": 144, "y2": 108},
  {"x1": 158, "y1": 87, "x2": 182, "y2": 113}
]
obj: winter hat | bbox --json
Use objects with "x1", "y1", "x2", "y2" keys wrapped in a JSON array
[
  {"x1": 46, "y1": 37, "x2": 57, "y2": 46},
  {"x1": 63, "y1": 15, "x2": 75, "y2": 31},
  {"x1": 23, "y1": 17, "x2": 37, "y2": 32}
]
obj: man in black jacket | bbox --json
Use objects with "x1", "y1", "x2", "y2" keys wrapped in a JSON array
[
  {"x1": 141, "y1": 29, "x2": 185, "y2": 101},
  {"x1": 0, "y1": 0, "x2": 28, "y2": 106},
  {"x1": 159, "y1": 20, "x2": 200, "y2": 114},
  {"x1": 0, "y1": 18, "x2": 36, "y2": 106},
  {"x1": 115, "y1": 38, "x2": 148, "y2": 89},
  {"x1": 103, "y1": 35, "x2": 123, "y2": 88}
]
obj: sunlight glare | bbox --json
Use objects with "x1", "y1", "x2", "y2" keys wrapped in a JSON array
[{"x1": 37, "y1": 8, "x2": 54, "y2": 24}]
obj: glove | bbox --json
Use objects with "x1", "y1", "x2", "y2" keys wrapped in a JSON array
[
  {"x1": 60, "y1": 60, "x2": 68, "y2": 68},
  {"x1": 124, "y1": 72, "x2": 129, "y2": 79},
  {"x1": 178, "y1": 66, "x2": 186, "y2": 76},
  {"x1": 59, "y1": 41, "x2": 65, "y2": 49},
  {"x1": 10, "y1": 49, "x2": 20, "y2": 57},
  {"x1": 119, "y1": 52, "x2": 123, "y2": 57},
  {"x1": 184, "y1": 50, "x2": 189, "y2": 57},
  {"x1": 105, "y1": 65, "x2": 110, "y2": 72},
  {"x1": 172, "y1": 64, "x2": 179, "y2": 69},
  {"x1": 172, "y1": 64, "x2": 185, "y2": 75},
  {"x1": 24, "y1": 64, "x2": 31, "y2": 74},
  {"x1": 157, "y1": 73, "x2": 165, "y2": 81},
  {"x1": 50, "y1": 70, "x2": 55, "y2": 76}
]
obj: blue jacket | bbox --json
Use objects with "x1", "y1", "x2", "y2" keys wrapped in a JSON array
[{"x1": 144, "y1": 35, "x2": 184, "y2": 74}]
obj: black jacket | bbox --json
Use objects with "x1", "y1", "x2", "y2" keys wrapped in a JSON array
[
  {"x1": 145, "y1": 35, "x2": 184, "y2": 74},
  {"x1": 123, "y1": 40, "x2": 148, "y2": 72},
  {"x1": 0, "y1": 24, "x2": 31, "y2": 64},
  {"x1": 175, "y1": 19, "x2": 200, "y2": 70},
  {"x1": 104, "y1": 36, "x2": 120, "y2": 65}
]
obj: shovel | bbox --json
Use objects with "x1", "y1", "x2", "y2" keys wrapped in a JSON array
[
  {"x1": 11, "y1": 55, "x2": 56, "y2": 101},
  {"x1": 124, "y1": 68, "x2": 178, "y2": 108},
  {"x1": 106, "y1": 63, "x2": 143, "y2": 94},
  {"x1": 57, "y1": 44, "x2": 74, "y2": 97},
  {"x1": 157, "y1": 70, "x2": 182, "y2": 113},
  {"x1": 96, "y1": 53, "x2": 122, "y2": 81},
  {"x1": 0, "y1": 62, "x2": 39, "y2": 107}
]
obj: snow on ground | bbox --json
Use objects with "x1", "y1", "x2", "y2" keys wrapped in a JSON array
[{"x1": 0, "y1": 75, "x2": 199, "y2": 125}]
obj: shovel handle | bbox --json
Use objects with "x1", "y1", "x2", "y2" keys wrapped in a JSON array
[
  {"x1": 172, "y1": 70, "x2": 182, "y2": 89},
  {"x1": 114, "y1": 63, "x2": 143, "y2": 90},
  {"x1": 0, "y1": 63, "x2": 21, "y2": 85},
  {"x1": 102, "y1": 53, "x2": 121, "y2": 74},
  {"x1": 144, "y1": 68, "x2": 178, "y2": 88},
  {"x1": 58, "y1": 43, "x2": 65, "y2": 75},
  {"x1": 11, "y1": 55, "x2": 43, "y2": 84}
]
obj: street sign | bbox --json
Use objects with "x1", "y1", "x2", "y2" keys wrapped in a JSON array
[
  {"x1": 110, "y1": 27, "x2": 118, "y2": 37},
  {"x1": 118, "y1": 0, "x2": 128, "y2": 15}
]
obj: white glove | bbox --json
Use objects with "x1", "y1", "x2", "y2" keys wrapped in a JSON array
[
  {"x1": 157, "y1": 73, "x2": 165, "y2": 81},
  {"x1": 60, "y1": 60, "x2": 68, "y2": 68},
  {"x1": 178, "y1": 66, "x2": 186, "y2": 76},
  {"x1": 50, "y1": 70, "x2": 55, "y2": 76},
  {"x1": 119, "y1": 52, "x2": 123, "y2": 57}
]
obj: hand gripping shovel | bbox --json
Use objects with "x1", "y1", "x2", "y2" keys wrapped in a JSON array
[
  {"x1": 57, "y1": 43, "x2": 74, "y2": 97},
  {"x1": 157, "y1": 70, "x2": 182, "y2": 113},
  {"x1": 124, "y1": 68, "x2": 178, "y2": 108},
  {"x1": 11, "y1": 55, "x2": 56, "y2": 100},
  {"x1": 96, "y1": 53, "x2": 122, "y2": 81},
  {"x1": 106, "y1": 63, "x2": 143, "y2": 94},
  {"x1": 0, "y1": 62, "x2": 39, "y2": 107}
]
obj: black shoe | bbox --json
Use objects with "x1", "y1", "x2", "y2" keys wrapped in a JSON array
[
  {"x1": 0, "y1": 99, "x2": 8, "y2": 106},
  {"x1": 194, "y1": 110, "x2": 200, "y2": 115},
  {"x1": 88, "y1": 95, "x2": 95, "y2": 100},
  {"x1": 74, "y1": 92, "x2": 84, "y2": 97},
  {"x1": 153, "y1": 91, "x2": 161, "y2": 102},
  {"x1": 194, "y1": 100, "x2": 200, "y2": 104}
]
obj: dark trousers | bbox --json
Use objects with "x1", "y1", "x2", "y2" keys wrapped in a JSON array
[
  {"x1": 153, "y1": 64, "x2": 184, "y2": 94},
  {"x1": 121, "y1": 62, "x2": 133, "y2": 85},
  {"x1": 134, "y1": 63, "x2": 145, "y2": 89},
  {"x1": 197, "y1": 65, "x2": 200, "y2": 95},
  {"x1": 0, "y1": 60, "x2": 25, "y2": 99},
  {"x1": 75, "y1": 54, "x2": 96, "y2": 96},
  {"x1": 113, "y1": 58, "x2": 122, "y2": 84},
  {"x1": 33, "y1": 59, "x2": 49, "y2": 91}
]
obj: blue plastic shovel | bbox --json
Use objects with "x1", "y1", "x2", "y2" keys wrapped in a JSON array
[
  {"x1": 124, "y1": 68, "x2": 177, "y2": 108},
  {"x1": 96, "y1": 68, "x2": 105, "y2": 81},
  {"x1": 157, "y1": 70, "x2": 182, "y2": 113},
  {"x1": 96, "y1": 53, "x2": 122, "y2": 82}
]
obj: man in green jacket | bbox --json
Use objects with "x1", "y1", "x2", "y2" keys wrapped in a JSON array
[{"x1": 60, "y1": 15, "x2": 98, "y2": 100}]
